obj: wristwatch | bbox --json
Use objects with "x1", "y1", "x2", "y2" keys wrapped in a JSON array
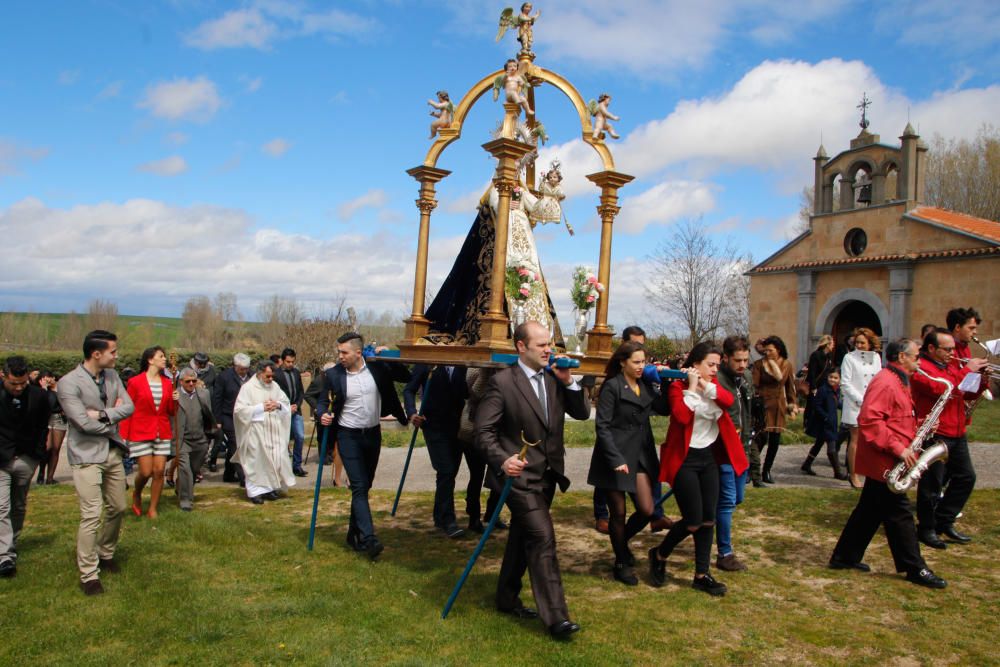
[{"x1": 98, "y1": 410, "x2": 110, "y2": 423}]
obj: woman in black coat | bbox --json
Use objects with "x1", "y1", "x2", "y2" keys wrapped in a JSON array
[{"x1": 588, "y1": 341, "x2": 670, "y2": 585}]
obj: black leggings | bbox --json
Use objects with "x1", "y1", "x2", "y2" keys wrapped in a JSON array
[
  {"x1": 808, "y1": 436, "x2": 837, "y2": 457},
  {"x1": 604, "y1": 471, "x2": 655, "y2": 565},
  {"x1": 763, "y1": 431, "x2": 781, "y2": 471},
  {"x1": 656, "y1": 447, "x2": 719, "y2": 574}
]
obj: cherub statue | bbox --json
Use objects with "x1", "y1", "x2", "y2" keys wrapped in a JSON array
[
  {"x1": 588, "y1": 93, "x2": 621, "y2": 140},
  {"x1": 427, "y1": 90, "x2": 454, "y2": 139},
  {"x1": 532, "y1": 160, "x2": 573, "y2": 235},
  {"x1": 493, "y1": 58, "x2": 533, "y2": 116},
  {"x1": 496, "y1": 3, "x2": 541, "y2": 54}
]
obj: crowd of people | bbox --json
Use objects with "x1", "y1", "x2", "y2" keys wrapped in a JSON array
[{"x1": 0, "y1": 306, "x2": 991, "y2": 640}]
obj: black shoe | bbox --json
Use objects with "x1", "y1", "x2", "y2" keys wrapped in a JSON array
[
  {"x1": 80, "y1": 579, "x2": 104, "y2": 595},
  {"x1": 0, "y1": 560, "x2": 15, "y2": 578},
  {"x1": 906, "y1": 568, "x2": 947, "y2": 589},
  {"x1": 468, "y1": 519, "x2": 485, "y2": 533},
  {"x1": 918, "y1": 530, "x2": 947, "y2": 550},
  {"x1": 762, "y1": 469, "x2": 774, "y2": 484},
  {"x1": 443, "y1": 524, "x2": 465, "y2": 539},
  {"x1": 180, "y1": 506, "x2": 192, "y2": 512},
  {"x1": 499, "y1": 605, "x2": 538, "y2": 619},
  {"x1": 939, "y1": 525, "x2": 972, "y2": 544},
  {"x1": 752, "y1": 479, "x2": 768, "y2": 488},
  {"x1": 494, "y1": 519, "x2": 509, "y2": 531},
  {"x1": 208, "y1": 464, "x2": 218, "y2": 473},
  {"x1": 800, "y1": 463, "x2": 816, "y2": 476},
  {"x1": 549, "y1": 620, "x2": 581, "y2": 640},
  {"x1": 346, "y1": 531, "x2": 361, "y2": 551},
  {"x1": 98, "y1": 558, "x2": 120, "y2": 574},
  {"x1": 613, "y1": 562, "x2": 639, "y2": 586},
  {"x1": 365, "y1": 540, "x2": 384, "y2": 561},
  {"x1": 692, "y1": 572, "x2": 727, "y2": 596},
  {"x1": 263, "y1": 491, "x2": 280, "y2": 501},
  {"x1": 223, "y1": 474, "x2": 236, "y2": 483},
  {"x1": 624, "y1": 546, "x2": 636, "y2": 567},
  {"x1": 828, "y1": 557, "x2": 871, "y2": 572},
  {"x1": 293, "y1": 468, "x2": 308, "y2": 477},
  {"x1": 648, "y1": 547, "x2": 667, "y2": 588},
  {"x1": 250, "y1": 496, "x2": 265, "y2": 505}
]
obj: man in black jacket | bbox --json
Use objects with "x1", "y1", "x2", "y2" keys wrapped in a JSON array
[
  {"x1": 404, "y1": 364, "x2": 468, "y2": 538},
  {"x1": 273, "y1": 348, "x2": 307, "y2": 477},
  {"x1": 211, "y1": 353, "x2": 252, "y2": 483},
  {"x1": 318, "y1": 333, "x2": 411, "y2": 559},
  {"x1": 0, "y1": 356, "x2": 51, "y2": 576}
]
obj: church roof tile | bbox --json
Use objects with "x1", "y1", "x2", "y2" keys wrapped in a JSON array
[
  {"x1": 906, "y1": 206, "x2": 1000, "y2": 243},
  {"x1": 749, "y1": 245, "x2": 1000, "y2": 274}
]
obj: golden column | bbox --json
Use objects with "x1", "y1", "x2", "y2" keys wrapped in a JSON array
[
  {"x1": 403, "y1": 165, "x2": 451, "y2": 344},
  {"x1": 585, "y1": 170, "x2": 634, "y2": 359},
  {"x1": 477, "y1": 102, "x2": 534, "y2": 348}
]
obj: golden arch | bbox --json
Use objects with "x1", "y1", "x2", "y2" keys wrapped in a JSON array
[{"x1": 422, "y1": 65, "x2": 616, "y2": 171}]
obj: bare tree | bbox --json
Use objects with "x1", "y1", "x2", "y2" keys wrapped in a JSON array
[
  {"x1": 645, "y1": 219, "x2": 750, "y2": 348},
  {"x1": 925, "y1": 124, "x2": 1000, "y2": 222},
  {"x1": 86, "y1": 299, "x2": 118, "y2": 332},
  {"x1": 182, "y1": 296, "x2": 222, "y2": 349}
]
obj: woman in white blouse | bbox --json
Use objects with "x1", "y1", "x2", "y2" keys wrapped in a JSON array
[{"x1": 839, "y1": 327, "x2": 882, "y2": 487}]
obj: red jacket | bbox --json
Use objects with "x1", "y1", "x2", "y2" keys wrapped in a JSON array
[
  {"x1": 659, "y1": 378, "x2": 748, "y2": 486},
  {"x1": 120, "y1": 374, "x2": 177, "y2": 442},
  {"x1": 911, "y1": 355, "x2": 976, "y2": 438},
  {"x1": 855, "y1": 366, "x2": 916, "y2": 480}
]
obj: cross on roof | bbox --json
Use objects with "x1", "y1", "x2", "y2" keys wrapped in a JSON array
[{"x1": 857, "y1": 92, "x2": 871, "y2": 130}]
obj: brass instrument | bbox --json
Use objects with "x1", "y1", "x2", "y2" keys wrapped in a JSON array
[
  {"x1": 962, "y1": 336, "x2": 997, "y2": 419},
  {"x1": 886, "y1": 368, "x2": 953, "y2": 494}
]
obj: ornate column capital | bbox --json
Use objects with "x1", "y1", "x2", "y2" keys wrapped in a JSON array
[
  {"x1": 597, "y1": 204, "x2": 620, "y2": 219},
  {"x1": 415, "y1": 199, "x2": 438, "y2": 214}
]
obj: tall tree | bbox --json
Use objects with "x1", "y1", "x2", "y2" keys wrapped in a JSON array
[
  {"x1": 86, "y1": 299, "x2": 118, "y2": 332},
  {"x1": 925, "y1": 125, "x2": 1000, "y2": 222}
]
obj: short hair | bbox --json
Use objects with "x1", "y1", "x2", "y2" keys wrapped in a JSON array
[
  {"x1": 885, "y1": 337, "x2": 916, "y2": 364},
  {"x1": 919, "y1": 323, "x2": 937, "y2": 339},
  {"x1": 852, "y1": 327, "x2": 881, "y2": 351},
  {"x1": 946, "y1": 307, "x2": 981, "y2": 332},
  {"x1": 761, "y1": 335, "x2": 788, "y2": 360},
  {"x1": 82, "y1": 330, "x2": 117, "y2": 360},
  {"x1": 257, "y1": 360, "x2": 280, "y2": 375},
  {"x1": 178, "y1": 367, "x2": 198, "y2": 380},
  {"x1": 233, "y1": 353, "x2": 251, "y2": 368},
  {"x1": 513, "y1": 321, "x2": 546, "y2": 348},
  {"x1": 621, "y1": 325, "x2": 646, "y2": 342},
  {"x1": 268, "y1": 354, "x2": 281, "y2": 364},
  {"x1": 683, "y1": 341, "x2": 723, "y2": 368},
  {"x1": 280, "y1": 347, "x2": 296, "y2": 359},
  {"x1": 139, "y1": 346, "x2": 166, "y2": 373},
  {"x1": 723, "y1": 335, "x2": 750, "y2": 357},
  {"x1": 921, "y1": 327, "x2": 952, "y2": 352},
  {"x1": 3, "y1": 355, "x2": 29, "y2": 377},
  {"x1": 337, "y1": 332, "x2": 364, "y2": 348}
]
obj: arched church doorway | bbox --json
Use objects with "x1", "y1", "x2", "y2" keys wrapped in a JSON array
[{"x1": 832, "y1": 300, "x2": 883, "y2": 346}]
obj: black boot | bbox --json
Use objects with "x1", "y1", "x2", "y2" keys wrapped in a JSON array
[
  {"x1": 828, "y1": 451, "x2": 848, "y2": 480},
  {"x1": 762, "y1": 467, "x2": 774, "y2": 484},
  {"x1": 800, "y1": 455, "x2": 817, "y2": 476}
]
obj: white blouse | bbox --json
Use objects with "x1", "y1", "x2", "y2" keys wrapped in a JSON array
[{"x1": 683, "y1": 383, "x2": 723, "y2": 449}]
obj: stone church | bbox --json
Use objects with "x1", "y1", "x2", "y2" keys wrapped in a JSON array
[{"x1": 749, "y1": 123, "x2": 1000, "y2": 366}]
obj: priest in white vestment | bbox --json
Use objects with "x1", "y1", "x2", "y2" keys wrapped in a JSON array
[{"x1": 233, "y1": 361, "x2": 296, "y2": 504}]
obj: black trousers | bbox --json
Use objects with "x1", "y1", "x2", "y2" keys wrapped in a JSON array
[
  {"x1": 219, "y1": 416, "x2": 243, "y2": 483},
  {"x1": 496, "y1": 478, "x2": 569, "y2": 628},
  {"x1": 423, "y1": 427, "x2": 462, "y2": 529},
  {"x1": 656, "y1": 446, "x2": 719, "y2": 574},
  {"x1": 460, "y1": 439, "x2": 499, "y2": 523},
  {"x1": 832, "y1": 477, "x2": 926, "y2": 575},
  {"x1": 916, "y1": 435, "x2": 975, "y2": 531}
]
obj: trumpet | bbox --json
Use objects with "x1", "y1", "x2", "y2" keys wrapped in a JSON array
[
  {"x1": 957, "y1": 358, "x2": 1000, "y2": 373},
  {"x1": 963, "y1": 336, "x2": 998, "y2": 418}
]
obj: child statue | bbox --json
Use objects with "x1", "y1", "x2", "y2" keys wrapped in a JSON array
[
  {"x1": 496, "y1": 3, "x2": 541, "y2": 54},
  {"x1": 589, "y1": 93, "x2": 621, "y2": 140},
  {"x1": 531, "y1": 161, "x2": 572, "y2": 235},
  {"x1": 427, "y1": 90, "x2": 454, "y2": 139},
  {"x1": 494, "y1": 59, "x2": 534, "y2": 116}
]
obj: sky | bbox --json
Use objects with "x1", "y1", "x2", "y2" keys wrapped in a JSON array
[{"x1": 2, "y1": 0, "x2": 998, "y2": 333}]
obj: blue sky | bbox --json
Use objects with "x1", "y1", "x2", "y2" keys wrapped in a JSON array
[{"x1": 2, "y1": 0, "x2": 998, "y2": 332}]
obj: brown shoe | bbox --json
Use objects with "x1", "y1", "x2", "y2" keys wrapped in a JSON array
[
  {"x1": 716, "y1": 554, "x2": 748, "y2": 572},
  {"x1": 80, "y1": 579, "x2": 105, "y2": 596},
  {"x1": 649, "y1": 516, "x2": 674, "y2": 532},
  {"x1": 595, "y1": 519, "x2": 609, "y2": 534},
  {"x1": 98, "y1": 558, "x2": 120, "y2": 574}
]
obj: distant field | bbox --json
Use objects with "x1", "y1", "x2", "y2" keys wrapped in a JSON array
[{"x1": 0, "y1": 312, "x2": 195, "y2": 350}]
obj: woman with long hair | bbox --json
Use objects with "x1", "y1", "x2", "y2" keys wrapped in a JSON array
[
  {"x1": 120, "y1": 346, "x2": 178, "y2": 518},
  {"x1": 650, "y1": 342, "x2": 747, "y2": 596},
  {"x1": 587, "y1": 341, "x2": 670, "y2": 585},
  {"x1": 840, "y1": 327, "x2": 882, "y2": 487},
  {"x1": 31, "y1": 371, "x2": 66, "y2": 484},
  {"x1": 805, "y1": 335, "x2": 835, "y2": 421},
  {"x1": 752, "y1": 335, "x2": 799, "y2": 483}
]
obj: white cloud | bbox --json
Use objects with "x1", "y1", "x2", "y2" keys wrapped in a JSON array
[
  {"x1": 165, "y1": 131, "x2": 189, "y2": 146},
  {"x1": 137, "y1": 155, "x2": 188, "y2": 177},
  {"x1": 184, "y1": 8, "x2": 277, "y2": 50},
  {"x1": 0, "y1": 139, "x2": 50, "y2": 179},
  {"x1": 876, "y1": 0, "x2": 1000, "y2": 52},
  {"x1": 261, "y1": 138, "x2": 291, "y2": 157},
  {"x1": 0, "y1": 197, "x2": 420, "y2": 315},
  {"x1": 97, "y1": 81, "x2": 123, "y2": 100},
  {"x1": 138, "y1": 76, "x2": 222, "y2": 123},
  {"x1": 337, "y1": 189, "x2": 388, "y2": 221},
  {"x1": 616, "y1": 181, "x2": 717, "y2": 234}
]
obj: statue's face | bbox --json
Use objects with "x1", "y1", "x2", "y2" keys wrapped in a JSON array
[{"x1": 506, "y1": 61, "x2": 517, "y2": 74}]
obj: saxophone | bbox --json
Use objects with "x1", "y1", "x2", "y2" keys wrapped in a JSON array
[{"x1": 886, "y1": 368, "x2": 953, "y2": 494}]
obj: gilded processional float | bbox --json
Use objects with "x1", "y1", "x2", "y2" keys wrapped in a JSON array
[{"x1": 396, "y1": 5, "x2": 633, "y2": 375}]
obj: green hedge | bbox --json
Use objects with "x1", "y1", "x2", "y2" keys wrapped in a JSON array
[{"x1": 3, "y1": 349, "x2": 265, "y2": 378}]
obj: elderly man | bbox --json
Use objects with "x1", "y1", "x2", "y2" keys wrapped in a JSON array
[
  {"x1": 0, "y1": 356, "x2": 51, "y2": 577},
  {"x1": 233, "y1": 361, "x2": 295, "y2": 505},
  {"x1": 211, "y1": 353, "x2": 253, "y2": 483},
  {"x1": 174, "y1": 368, "x2": 216, "y2": 511}
]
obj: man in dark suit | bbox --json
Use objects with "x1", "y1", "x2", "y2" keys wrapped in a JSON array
[
  {"x1": 476, "y1": 321, "x2": 590, "y2": 640},
  {"x1": 0, "y1": 356, "x2": 51, "y2": 577},
  {"x1": 211, "y1": 353, "x2": 252, "y2": 483},
  {"x1": 318, "y1": 333, "x2": 411, "y2": 560},
  {"x1": 273, "y1": 347, "x2": 307, "y2": 477},
  {"x1": 404, "y1": 364, "x2": 468, "y2": 538}
]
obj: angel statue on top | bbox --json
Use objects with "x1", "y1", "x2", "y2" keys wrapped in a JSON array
[
  {"x1": 589, "y1": 93, "x2": 621, "y2": 140},
  {"x1": 427, "y1": 90, "x2": 454, "y2": 139},
  {"x1": 497, "y1": 3, "x2": 541, "y2": 54},
  {"x1": 531, "y1": 160, "x2": 573, "y2": 236},
  {"x1": 493, "y1": 58, "x2": 533, "y2": 116}
]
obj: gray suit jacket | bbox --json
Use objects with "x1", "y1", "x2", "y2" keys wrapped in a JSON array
[
  {"x1": 57, "y1": 364, "x2": 134, "y2": 465},
  {"x1": 175, "y1": 387, "x2": 216, "y2": 452}
]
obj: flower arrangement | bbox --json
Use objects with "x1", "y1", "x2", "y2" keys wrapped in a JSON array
[
  {"x1": 505, "y1": 264, "x2": 541, "y2": 302},
  {"x1": 570, "y1": 266, "x2": 604, "y2": 311}
]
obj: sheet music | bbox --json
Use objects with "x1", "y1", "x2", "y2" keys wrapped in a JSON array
[
  {"x1": 958, "y1": 373, "x2": 981, "y2": 393},
  {"x1": 984, "y1": 338, "x2": 1000, "y2": 355}
]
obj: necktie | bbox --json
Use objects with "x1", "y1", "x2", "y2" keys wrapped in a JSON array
[{"x1": 533, "y1": 372, "x2": 547, "y2": 425}]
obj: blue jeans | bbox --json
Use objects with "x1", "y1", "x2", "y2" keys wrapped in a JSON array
[
  {"x1": 715, "y1": 464, "x2": 746, "y2": 557},
  {"x1": 289, "y1": 412, "x2": 305, "y2": 470},
  {"x1": 337, "y1": 426, "x2": 382, "y2": 547}
]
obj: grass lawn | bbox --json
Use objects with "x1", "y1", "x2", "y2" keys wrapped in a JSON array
[{"x1": 5, "y1": 484, "x2": 999, "y2": 665}]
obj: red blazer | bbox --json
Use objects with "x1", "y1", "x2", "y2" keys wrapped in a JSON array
[
  {"x1": 659, "y1": 378, "x2": 748, "y2": 485},
  {"x1": 120, "y1": 374, "x2": 177, "y2": 442},
  {"x1": 855, "y1": 366, "x2": 915, "y2": 480}
]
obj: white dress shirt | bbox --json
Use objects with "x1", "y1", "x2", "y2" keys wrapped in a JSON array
[
  {"x1": 683, "y1": 382, "x2": 722, "y2": 449},
  {"x1": 338, "y1": 362, "x2": 380, "y2": 429}
]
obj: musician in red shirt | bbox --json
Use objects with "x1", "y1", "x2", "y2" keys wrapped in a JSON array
[{"x1": 829, "y1": 338, "x2": 946, "y2": 589}]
